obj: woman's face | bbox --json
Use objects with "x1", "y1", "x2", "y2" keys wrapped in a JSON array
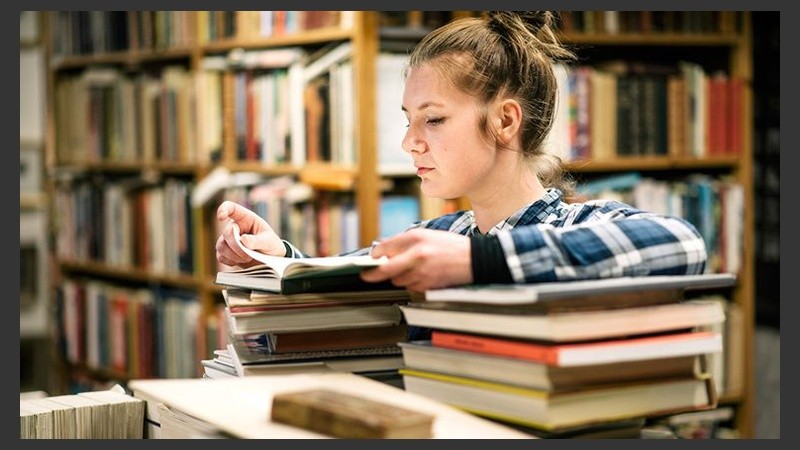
[{"x1": 402, "y1": 64, "x2": 496, "y2": 200}]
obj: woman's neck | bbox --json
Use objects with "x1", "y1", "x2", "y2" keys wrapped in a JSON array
[{"x1": 469, "y1": 166, "x2": 546, "y2": 234}]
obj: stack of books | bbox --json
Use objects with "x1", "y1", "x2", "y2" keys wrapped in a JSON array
[
  {"x1": 19, "y1": 386, "x2": 145, "y2": 439},
  {"x1": 207, "y1": 245, "x2": 410, "y2": 383},
  {"x1": 398, "y1": 274, "x2": 736, "y2": 438}
]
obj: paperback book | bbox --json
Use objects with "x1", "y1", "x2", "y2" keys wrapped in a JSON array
[{"x1": 215, "y1": 225, "x2": 394, "y2": 294}]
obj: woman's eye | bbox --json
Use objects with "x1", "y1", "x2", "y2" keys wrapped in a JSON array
[{"x1": 426, "y1": 117, "x2": 444, "y2": 125}]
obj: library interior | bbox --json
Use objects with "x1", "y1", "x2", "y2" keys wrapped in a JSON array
[{"x1": 19, "y1": 11, "x2": 779, "y2": 439}]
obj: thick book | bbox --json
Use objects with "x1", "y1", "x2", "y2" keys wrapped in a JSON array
[
  {"x1": 430, "y1": 329, "x2": 722, "y2": 367},
  {"x1": 400, "y1": 300, "x2": 725, "y2": 342},
  {"x1": 224, "y1": 303, "x2": 403, "y2": 335},
  {"x1": 127, "y1": 373, "x2": 534, "y2": 438},
  {"x1": 399, "y1": 341, "x2": 700, "y2": 392},
  {"x1": 400, "y1": 368, "x2": 717, "y2": 432},
  {"x1": 271, "y1": 388, "x2": 435, "y2": 438},
  {"x1": 215, "y1": 225, "x2": 393, "y2": 294},
  {"x1": 423, "y1": 274, "x2": 736, "y2": 309}
]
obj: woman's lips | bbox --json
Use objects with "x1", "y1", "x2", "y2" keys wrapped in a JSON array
[{"x1": 416, "y1": 167, "x2": 433, "y2": 176}]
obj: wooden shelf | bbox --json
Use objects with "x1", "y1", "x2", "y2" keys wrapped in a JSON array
[
  {"x1": 51, "y1": 162, "x2": 198, "y2": 176},
  {"x1": 565, "y1": 155, "x2": 740, "y2": 173},
  {"x1": 560, "y1": 33, "x2": 743, "y2": 47},
  {"x1": 50, "y1": 48, "x2": 194, "y2": 70},
  {"x1": 59, "y1": 261, "x2": 200, "y2": 289},
  {"x1": 202, "y1": 27, "x2": 353, "y2": 52}
]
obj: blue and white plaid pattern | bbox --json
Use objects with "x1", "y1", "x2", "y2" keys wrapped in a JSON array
[{"x1": 286, "y1": 188, "x2": 707, "y2": 282}]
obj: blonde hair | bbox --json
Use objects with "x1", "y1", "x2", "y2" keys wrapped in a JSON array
[{"x1": 408, "y1": 11, "x2": 576, "y2": 196}]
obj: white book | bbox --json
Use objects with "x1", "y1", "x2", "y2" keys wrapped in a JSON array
[
  {"x1": 214, "y1": 225, "x2": 388, "y2": 294},
  {"x1": 127, "y1": 373, "x2": 534, "y2": 438}
]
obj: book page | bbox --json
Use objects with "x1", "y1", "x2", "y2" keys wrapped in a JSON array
[{"x1": 232, "y1": 224, "x2": 385, "y2": 276}]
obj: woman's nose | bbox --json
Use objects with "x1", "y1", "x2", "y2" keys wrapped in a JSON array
[{"x1": 402, "y1": 126, "x2": 425, "y2": 154}]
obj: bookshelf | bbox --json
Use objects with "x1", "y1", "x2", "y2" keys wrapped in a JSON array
[
  {"x1": 551, "y1": 11, "x2": 754, "y2": 438},
  {"x1": 40, "y1": 11, "x2": 755, "y2": 438}
]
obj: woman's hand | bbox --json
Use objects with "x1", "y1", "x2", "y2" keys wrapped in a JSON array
[
  {"x1": 361, "y1": 228, "x2": 472, "y2": 292},
  {"x1": 215, "y1": 200, "x2": 286, "y2": 269}
]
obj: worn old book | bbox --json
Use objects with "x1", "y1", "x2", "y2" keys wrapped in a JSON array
[
  {"x1": 271, "y1": 388, "x2": 435, "y2": 438},
  {"x1": 400, "y1": 300, "x2": 725, "y2": 342},
  {"x1": 128, "y1": 373, "x2": 534, "y2": 438},
  {"x1": 400, "y1": 368, "x2": 717, "y2": 432},
  {"x1": 399, "y1": 341, "x2": 701, "y2": 392},
  {"x1": 232, "y1": 323, "x2": 408, "y2": 354},
  {"x1": 215, "y1": 226, "x2": 394, "y2": 294},
  {"x1": 78, "y1": 390, "x2": 146, "y2": 439},
  {"x1": 224, "y1": 303, "x2": 403, "y2": 335},
  {"x1": 20, "y1": 398, "x2": 77, "y2": 438},
  {"x1": 430, "y1": 329, "x2": 722, "y2": 366},
  {"x1": 226, "y1": 341, "x2": 404, "y2": 375},
  {"x1": 500, "y1": 417, "x2": 647, "y2": 439},
  {"x1": 422, "y1": 274, "x2": 736, "y2": 312},
  {"x1": 20, "y1": 399, "x2": 54, "y2": 439}
]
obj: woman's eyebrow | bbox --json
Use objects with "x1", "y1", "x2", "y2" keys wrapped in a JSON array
[{"x1": 401, "y1": 101, "x2": 445, "y2": 113}]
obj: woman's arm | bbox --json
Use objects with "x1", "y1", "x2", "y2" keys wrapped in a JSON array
[{"x1": 496, "y1": 202, "x2": 708, "y2": 283}]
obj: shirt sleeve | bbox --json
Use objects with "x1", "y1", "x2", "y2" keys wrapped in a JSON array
[{"x1": 495, "y1": 202, "x2": 708, "y2": 283}]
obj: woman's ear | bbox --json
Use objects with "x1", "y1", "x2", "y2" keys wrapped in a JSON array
[{"x1": 494, "y1": 98, "x2": 522, "y2": 145}]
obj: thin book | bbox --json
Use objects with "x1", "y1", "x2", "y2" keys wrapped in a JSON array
[
  {"x1": 423, "y1": 274, "x2": 736, "y2": 308},
  {"x1": 429, "y1": 329, "x2": 722, "y2": 367}
]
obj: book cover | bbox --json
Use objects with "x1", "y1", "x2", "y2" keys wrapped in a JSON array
[{"x1": 423, "y1": 274, "x2": 735, "y2": 306}]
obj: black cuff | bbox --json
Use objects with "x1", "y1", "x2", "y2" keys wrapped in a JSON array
[{"x1": 470, "y1": 234, "x2": 513, "y2": 284}]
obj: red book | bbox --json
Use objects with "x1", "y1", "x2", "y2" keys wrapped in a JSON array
[
  {"x1": 727, "y1": 77, "x2": 743, "y2": 155},
  {"x1": 431, "y1": 330, "x2": 721, "y2": 367}
]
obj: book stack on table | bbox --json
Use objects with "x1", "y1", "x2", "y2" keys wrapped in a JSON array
[
  {"x1": 208, "y1": 245, "x2": 411, "y2": 384},
  {"x1": 398, "y1": 274, "x2": 736, "y2": 438}
]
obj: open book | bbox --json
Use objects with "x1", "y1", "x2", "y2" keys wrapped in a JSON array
[{"x1": 215, "y1": 226, "x2": 391, "y2": 294}]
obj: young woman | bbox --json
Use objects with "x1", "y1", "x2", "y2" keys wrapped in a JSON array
[{"x1": 216, "y1": 11, "x2": 707, "y2": 294}]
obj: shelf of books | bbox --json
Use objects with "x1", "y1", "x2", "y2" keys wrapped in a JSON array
[{"x1": 41, "y1": 10, "x2": 756, "y2": 438}]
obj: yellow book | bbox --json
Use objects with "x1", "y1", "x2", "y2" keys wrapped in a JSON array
[{"x1": 400, "y1": 368, "x2": 716, "y2": 432}]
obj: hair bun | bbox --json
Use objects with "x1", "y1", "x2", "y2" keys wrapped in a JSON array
[{"x1": 487, "y1": 11, "x2": 555, "y2": 35}]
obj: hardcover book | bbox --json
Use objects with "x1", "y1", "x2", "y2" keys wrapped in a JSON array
[
  {"x1": 271, "y1": 388, "x2": 435, "y2": 438},
  {"x1": 400, "y1": 300, "x2": 725, "y2": 342},
  {"x1": 423, "y1": 274, "x2": 736, "y2": 307},
  {"x1": 399, "y1": 340, "x2": 701, "y2": 392},
  {"x1": 400, "y1": 368, "x2": 716, "y2": 432}
]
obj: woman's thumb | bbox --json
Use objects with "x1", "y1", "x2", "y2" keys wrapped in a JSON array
[{"x1": 240, "y1": 233, "x2": 255, "y2": 249}]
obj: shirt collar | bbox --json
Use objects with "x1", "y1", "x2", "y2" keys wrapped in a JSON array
[{"x1": 467, "y1": 188, "x2": 563, "y2": 236}]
